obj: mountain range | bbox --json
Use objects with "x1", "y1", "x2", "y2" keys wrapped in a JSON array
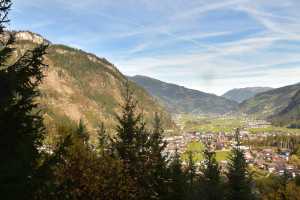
[
  {"x1": 222, "y1": 87, "x2": 273, "y2": 103},
  {"x1": 239, "y1": 83, "x2": 300, "y2": 124},
  {"x1": 11, "y1": 31, "x2": 175, "y2": 138},
  {"x1": 131, "y1": 75, "x2": 300, "y2": 127},
  {"x1": 273, "y1": 89, "x2": 300, "y2": 126},
  {"x1": 129, "y1": 75, "x2": 239, "y2": 115},
  {"x1": 11, "y1": 31, "x2": 300, "y2": 131}
]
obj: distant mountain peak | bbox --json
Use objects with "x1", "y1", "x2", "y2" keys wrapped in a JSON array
[{"x1": 222, "y1": 87, "x2": 273, "y2": 103}]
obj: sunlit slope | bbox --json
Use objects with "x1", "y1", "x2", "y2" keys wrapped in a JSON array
[{"x1": 12, "y1": 31, "x2": 175, "y2": 133}]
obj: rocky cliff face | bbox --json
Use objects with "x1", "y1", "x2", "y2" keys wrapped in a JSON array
[
  {"x1": 13, "y1": 31, "x2": 50, "y2": 45},
  {"x1": 11, "y1": 31, "x2": 176, "y2": 140}
]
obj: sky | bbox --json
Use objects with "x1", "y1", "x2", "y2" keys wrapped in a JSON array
[{"x1": 10, "y1": 0, "x2": 300, "y2": 95}]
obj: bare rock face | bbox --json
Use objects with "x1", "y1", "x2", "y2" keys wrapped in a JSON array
[{"x1": 13, "y1": 31, "x2": 50, "y2": 45}]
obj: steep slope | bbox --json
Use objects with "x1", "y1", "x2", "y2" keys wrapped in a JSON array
[
  {"x1": 222, "y1": 87, "x2": 273, "y2": 103},
  {"x1": 239, "y1": 83, "x2": 300, "y2": 119},
  {"x1": 272, "y1": 90, "x2": 300, "y2": 126},
  {"x1": 129, "y1": 75, "x2": 238, "y2": 115},
  {"x1": 11, "y1": 31, "x2": 175, "y2": 137}
]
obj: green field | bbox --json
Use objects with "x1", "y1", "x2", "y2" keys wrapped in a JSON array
[
  {"x1": 181, "y1": 141, "x2": 204, "y2": 162},
  {"x1": 248, "y1": 126, "x2": 300, "y2": 134},
  {"x1": 178, "y1": 114, "x2": 300, "y2": 134},
  {"x1": 179, "y1": 114, "x2": 245, "y2": 133},
  {"x1": 182, "y1": 141, "x2": 231, "y2": 162},
  {"x1": 215, "y1": 150, "x2": 231, "y2": 161}
]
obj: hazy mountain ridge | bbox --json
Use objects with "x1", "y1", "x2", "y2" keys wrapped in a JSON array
[
  {"x1": 239, "y1": 83, "x2": 300, "y2": 121},
  {"x1": 129, "y1": 75, "x2": 239, "y2": 115},
  {"x1": 272, "y1": 89, "x2": 300, "y2": 126},
  {"x1": 222, "y1": 87, "x2": 273, "y2": 103},
  {"x1": 11, "y1": 31, "x2": 175, "y2": 136}
]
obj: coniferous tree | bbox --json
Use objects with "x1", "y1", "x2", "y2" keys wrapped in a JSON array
[
  {"x1": 113, "y1": 83, "x2": 154, "y2": 199},
  {"x1": 0, "y1": 44, "x2": 48, "y2": 198},
  {"x1": 200, "y1": 149, "x2": 223, "y2": 200},
  {"x1": 97, "y1": 122, "x2": 111, "y2": 156},
  {"x1": 167, "y1": 148, "x2": 186, "y2": 200},
  {"x1": 185, "y1": 150, "x2": 198, "y2": 200},
  {"x1": 149, "y1": 112, "x2": 168, "y2": 199},
  {"x1": 226, "y1": 128, "x2": 254, "y2": 200},
  {"x1": 187, "y1": 151, "x2": 196, "y2": 188},
  {"x1": 0, "y1": 2, "x2": 48, "y2": 197},
  {"x1": 76, "y1": 119, "x2": 89, "y2": 144},
  {"x1": 33, "y1": 134, "x2": 73, "y2": 200},
  {"x1": 43, "y1": 125, "x2": 137, "y2": 200}
]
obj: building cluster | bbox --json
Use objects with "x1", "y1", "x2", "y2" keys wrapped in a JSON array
[
  {"x1": 247, "y1": 148, "x2": 300, "y2": 177},
  {"x1": 164, "y1": 133, "x2": 199, "y2": 154},
  {"x1": 243, "y1": 119, "x2": 272, "y2": 129},
  {"x1": 164, "y1": 119, "x2": 300, "y2": 177}
]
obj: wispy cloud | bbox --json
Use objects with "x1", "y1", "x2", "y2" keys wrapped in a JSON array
[{"x1": 11, "y1": 0, "x2": 300, "y2": 95}]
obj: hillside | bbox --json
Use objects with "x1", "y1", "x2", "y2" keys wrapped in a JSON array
[
  {"x1": 11, "y1": 31, "x2": 175, "y2": 139},
  {"x1": 239, "y1": 83, "x2": 300, "y2": 120},
  {"x1": 222, "y1": 87, "x2": 273, "y2": 103},
  {"x1": 272, "y1": 89, "x2": 300, "y2": 126},
  {"x1": 129, "y1": 75, "x2": 238, "y2": 115}
]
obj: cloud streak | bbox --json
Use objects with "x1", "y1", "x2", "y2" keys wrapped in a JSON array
[{"x1": 10, "y1": 0, "x2": 300, "y2": 95}]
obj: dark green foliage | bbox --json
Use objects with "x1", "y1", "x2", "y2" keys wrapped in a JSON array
[
  {"x1": 33, "y1": 134, "x2": 73, "y2": 200},
  {"x1": 149, "y1": 113, "x2": 169, "y2": 199},
  {"x1": 0, "y1": 0, "x2": 10, "y2": 33},
  {"x1": 38, "y1": 126, "x2": 136, "y2": 200},
  {"x1": 0, "y1": 1, "x2": 48, "y2": 197},
  {"x1": 97, "y1": 122, "x2": 112, "y2": 156},
  {"x1": 187, "y1": 151, "x2": 196, "y2": 187},
  {"x1": 0, "y1": 44, "x2": 48, "y2": 198},
  {"x1": 76, "y1": 119, "x2": 89, "y2": 144},
  {"x1": 200, "y1": 149, "x2": 223, "y2": 200},
  {"x1": 167, "y1": 149, "x2": 186, "y2": 200},
  {"x1": 226, "y1": 129, "x2": 254, "y2": 200},
  {"x1": 113, "y1": 84, "x2": 155, "y2": 199},
  {"x1": 256, "y1": 175, "x2": 300, "y2": 200},
  {"x1": 185, "y1": 151, "x2": 198, "y2": 200}
]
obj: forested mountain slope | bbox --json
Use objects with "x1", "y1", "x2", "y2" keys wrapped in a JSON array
[
  {"x1": 222, "y1": 87, "x2": 273, "y2": 103},
  {"x1": 239, "y1": 83, "x2": 300, "y2": 120},
  {"x1": 129, "y1": 75, "x2": 238, "y2": 115},
  {"x1": 11, "y1": 31, "x2": 175, "y2": 138},
  {"x1": 272, "y1": 89, "x2": 300, "y2": 126}
]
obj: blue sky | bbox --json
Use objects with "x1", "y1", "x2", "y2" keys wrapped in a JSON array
[{"x1": 10, "y1": 0, "x2": 300, "y2": 95}]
